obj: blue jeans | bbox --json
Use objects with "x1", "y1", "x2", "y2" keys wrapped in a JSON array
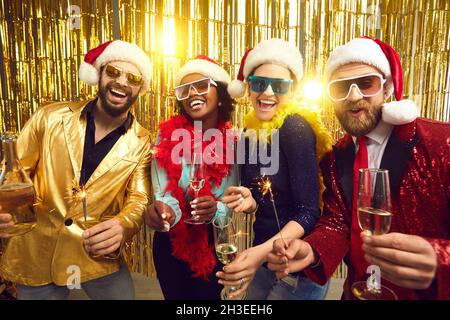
[
  {"x1": 246, "y1": 266, "x2": 329, "y2": 300},
  {"x1": 16, "y1": 265, "x2": 135, "y2": 300}
]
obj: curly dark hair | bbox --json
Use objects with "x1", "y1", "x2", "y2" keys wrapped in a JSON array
[{"x1": 177, "y1": 81, "x2": 235, "y2": 122}]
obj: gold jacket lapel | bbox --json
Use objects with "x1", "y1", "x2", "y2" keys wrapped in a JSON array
[
  {"x1": 62, "y1": 101, "x2": 90, "y2": 183},
  {"x1": 84, "y1": 125, "x2": 142, "y2": 187},
  {"x1": 84, "y1": 135, "x2": 126, "y2": 187}
]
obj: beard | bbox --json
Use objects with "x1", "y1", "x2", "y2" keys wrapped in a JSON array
[
  {"x1": 98, "y1": 80, "x2": 138, "y2": 117},
  {"x1": 335, "y1": 100, "x2": 382, "y2": 136}
]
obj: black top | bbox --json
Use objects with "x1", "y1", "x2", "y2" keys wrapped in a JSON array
[
  {"x1": 79, "y1": 99, "x2": 132, "y2": 185},
  {"x1": 241, "y1": 114, "x2": 321, "y2": 246}
]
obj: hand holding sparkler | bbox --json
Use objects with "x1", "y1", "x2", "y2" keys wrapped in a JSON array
[
  {"x1": 82, "y1": 218, "x2": 125, "y2": 257},
  {"x1": 267, "y1": 238, "x2": 318, "y2": 279}
]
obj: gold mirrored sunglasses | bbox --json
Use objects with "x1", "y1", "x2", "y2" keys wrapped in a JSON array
[{"x1": 104, "y1": 64, "x2": 143, "y2": 86}]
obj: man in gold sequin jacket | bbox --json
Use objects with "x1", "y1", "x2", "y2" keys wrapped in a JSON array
[{"x1": 0, "y1": 40, "x2": 152, "y2": 299}]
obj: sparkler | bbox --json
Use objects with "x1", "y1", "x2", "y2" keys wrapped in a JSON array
[
  {"x1": 258, "y1": 176, "x2": 286, "y2": 246},
  {"x1": 80, "y1": 169, "x2": 87, "y2": 222},
  {"x1": 81, "y1": 188, "x2": 87, "y2": 222}
]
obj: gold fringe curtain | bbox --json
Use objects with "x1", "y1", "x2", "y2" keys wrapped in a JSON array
[{"x1": 1, "y1": 0, "x2": 449, "y2": 281}]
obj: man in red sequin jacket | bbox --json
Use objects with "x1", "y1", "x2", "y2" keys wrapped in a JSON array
[{"x1": 267, "y1": 37, "x2": 450, "y2": 300}]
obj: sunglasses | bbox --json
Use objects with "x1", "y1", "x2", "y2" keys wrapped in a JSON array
[
  {"x1": 327, "y1": 73, "x2": 386, "y2": 102},
  {"x1": 174, "y1": 78, "x2": 217, "y2": 101},
  {"x1": 104, "y1": 64, "x2": 143, "y2": 86},
  {"x1": 248, "y1": 76, "x2": 293, "y2": 95}
]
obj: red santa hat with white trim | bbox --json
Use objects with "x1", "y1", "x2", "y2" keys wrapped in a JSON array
[
  {"x1": 325, "y1": 36, "x2": 420, "y2": 125},
  {"x1": 79, "y1": 40, "x2": 152, "y2": 95},
  {"x1": 227, "y1": 38, "x2": 304, "y2": 99},
  {"x1": 174, "y1": 55, "x2": 230, "y2": 86}
]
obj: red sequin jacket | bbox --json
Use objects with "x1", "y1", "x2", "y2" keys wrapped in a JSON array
[{"x1": 304, "y1": 118, "x2": 450, "y2": 299}]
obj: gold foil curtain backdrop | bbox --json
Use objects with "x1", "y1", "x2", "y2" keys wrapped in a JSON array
[
  {"x1": 1, "y1": 0, "x2": 449, "y2": 279},
  {"x1": 0, "y1": 0, "x2": 116, "y2": 132}
]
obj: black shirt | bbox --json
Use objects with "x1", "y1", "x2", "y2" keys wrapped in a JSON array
[{"x1": 80, "y1": 99, "x2": 132, "y2": 186}]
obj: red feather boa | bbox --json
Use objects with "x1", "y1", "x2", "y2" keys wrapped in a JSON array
[{"x1": 155, "y1": 114, "x2": 234, "y2": 279}]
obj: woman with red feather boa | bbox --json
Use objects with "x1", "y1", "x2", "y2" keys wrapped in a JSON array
[{"x1": 144, "y1": 56, "x2": 238, "y2": 299}]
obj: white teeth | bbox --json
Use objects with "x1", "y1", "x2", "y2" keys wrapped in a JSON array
[
  {"x1": 259, "y1": 100, "x2": 276, "y2": 105},
  {"x1": 189, "y1": 99, "x2": 205, "y2": 107},
  {"x1": 111, "y1": 88, "x2": 126, "y2": 97},
  {"x1": 258, "y1": 100, "x2": 276, "y2": 110}
]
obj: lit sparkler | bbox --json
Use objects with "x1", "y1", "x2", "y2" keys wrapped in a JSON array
[
  {"x1": 80, "y1": 187, "x2": 87, "y2": 222},
  {"x1": 258, "y1": 176, "x2": 286, "y2": 246}
]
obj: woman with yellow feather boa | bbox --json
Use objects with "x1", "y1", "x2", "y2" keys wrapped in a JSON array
[{"x1": 217, "y1": 38, "x2": 332, "y2": 300}]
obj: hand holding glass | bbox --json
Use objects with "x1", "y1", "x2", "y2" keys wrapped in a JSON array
[{"x1": 351, "y1": 168, "x2": 397, "y2": 300}]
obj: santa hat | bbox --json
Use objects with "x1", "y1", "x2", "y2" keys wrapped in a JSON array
[
  {"x1": 79, "y1": 40, "x2": 152, "y2": 95},
  {"x1": 174, "y1": 55, "x2": 230, "y2": 86},
  {"x1": 326, "y1": 37, "x2": 419, "y2": 125},
  {"x1": 228, "y1": 38, "x2": 303, "y2": 99}
]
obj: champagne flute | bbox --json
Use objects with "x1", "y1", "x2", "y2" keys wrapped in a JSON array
[
  {"x1": 213, "y1": 215, "x2": 246, "y2": 300},
  {"x1": 184, "y1": 152, "x2": 205, "y2": 225},
  {"x1": 351, "y1": 168, "x2": 397, "y2": 300}
]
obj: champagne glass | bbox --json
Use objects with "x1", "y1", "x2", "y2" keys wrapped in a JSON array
[
  {"x1": 351, "y1": 168, "x2": 397, "y2": 300},
  {"x1": 213, "y1": 215, "x2": 246, "y2": 300},
  {"x1": 184, "y1": 152, "x2": 205, "y2": 225}
]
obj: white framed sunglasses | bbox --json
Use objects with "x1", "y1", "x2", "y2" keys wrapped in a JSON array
[
  {"x1": 174, "y1": 78, "x2": 218, "y2": 101},
  {"x1": 327, "y1": 73, "x2": 387, "y2": 102}
]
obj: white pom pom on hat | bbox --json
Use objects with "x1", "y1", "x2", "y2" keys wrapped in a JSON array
[
  {"x1": 227, "y1": 48, "x2": 253, "y2": 99},
  {"x1": 79, "y1": 40, "x2": 152, "y2": 96},
  {"x1": 228, "y1": 38, "x2": 304, "y2": 99},
  {"x1": 326, "y1": 36, "x2": 419, "y2": 125}
]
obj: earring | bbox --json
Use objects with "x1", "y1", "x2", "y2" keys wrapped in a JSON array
[{"x1": 218, "y1": 102, "x2": 222, "y2": 106}]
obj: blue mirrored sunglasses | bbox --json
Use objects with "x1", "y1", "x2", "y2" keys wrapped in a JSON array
[{"x1": 248, "y1": 76, "x2": 293, "y2": 95}]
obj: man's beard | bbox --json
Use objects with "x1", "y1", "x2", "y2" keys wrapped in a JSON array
[
  {"x1": 98, "y1": 81, "x2": 138, "y2": 117},
  {"x1": 335, "y1": 100, "x2": 382, "y2": 136}
]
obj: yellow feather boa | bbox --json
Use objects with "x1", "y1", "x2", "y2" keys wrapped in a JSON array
[{"x1": 243, "y1": 99, "x2": 332, "y2": 208}]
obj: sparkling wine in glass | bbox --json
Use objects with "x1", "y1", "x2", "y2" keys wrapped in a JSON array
[
  {"x1": 184, "y1": 153, "x2": 205, "y2": 225},
  {"x1": 351, "y1": 168, "x2": 397, "y2": 300},
  {"x1": 358, "y1": 207, "x2": 392, "y2": 236},
  {"x1": 213, "y1": 216, "x2": 246, "y2": 300},
  {"x1": 215, "y1": 242, "x2": 238, "y2": 265}
]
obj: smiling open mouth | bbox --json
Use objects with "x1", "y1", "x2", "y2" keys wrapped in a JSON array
[
  {"x1": 110, "y1": 88, "x2": 127, "y2": 98},
  {"x1": 258, "y1": 99, "x2": 277, "y2": 111},
  {"x1": 189, "y1": 99, "x2": 206, "y2": 111}
]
